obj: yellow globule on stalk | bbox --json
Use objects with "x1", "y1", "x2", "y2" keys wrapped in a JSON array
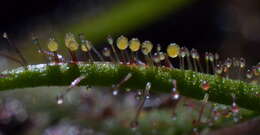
[
  {"x1": 81, "y1": 40, "x2": 92, "y2": 52},
  {"x1": 47, "y1": 38, "x2": 59, "y2": 52},
  {"x1": 67, "y1": 40, "x2": 79, "y2": 51},
  {"x1": 65, "y1": 33, "x2": 76, "y2": 48},
  {"x1": 167, "y1": 43, "x2": 180, "y2": 58},
  {"x1": 64, "y1": 33, "x2": 79, "y2": 51},
  {"x1": 116, "y1": 35, "x2": 129, "y2": 50},
  {"x1": 141, "y1": 41, "x2": 153, "y2": 55},
  {"x1": 129, "y1": 38, "x2": 141, "y2": 52}
]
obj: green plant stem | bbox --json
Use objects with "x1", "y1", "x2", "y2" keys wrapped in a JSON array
[{"x1": 0, "y1": 63, "x2": 260, "y2": 111}]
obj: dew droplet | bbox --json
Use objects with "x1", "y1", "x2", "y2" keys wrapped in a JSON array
[
  {"x1": 146, "y1": 82, "x2": 151, "y2": 90},
  {"x1": 191, "y1": 49, "x2": 197, "y2": 59},
  {"x1": 141, "y1": 41, "x2": 153, "y2": 55},
  {"x1": 116, "y1": 35, "x2": 128, "y2": 50},
  {"x1": 152, "y1": 53, "x2": 160, "y2": 63},
  {"x1": 112, "y1": 90, "x2": 118, "y2": 96},
  {"x1": 135, "y1": 90, "x2": 142, "y2": 100},
  {"x1": 47, "y1": 38, "x2": 59, "y2": 52},
  {"x1": 64, "y1": 33, "x2": 79, "y2": 51},
  {"x1": 225, "y1": 58, "x2": 232, "y2": 68},
  {"x1": 81, "y1": 40, "x2": 92, "y2": 52},
  {"x1": 159, "y1": 52, "x2": 165, "y2": 61},
  {"x1": 167, "y1": 43, "x2": 180, "y2": 58},
  {"x1": 171, "y1": 80, "x2": 180, "y2": 100},
  {"x1": 67, "y1": 40, "x2": 79, "y2": 51},
  {"x1": 208, "y1": 53, "x2": 214, "y2": 62},
  {"x1": 65, "y1": 33, "x2": 76, "y2": 48},
  {"x1": 180, "y1": 47, "x2": 186, "y2": 58},
  {"x1": 129, "y1": 38, "x2": 141, "y2": 52},
  {"x1": 215, "y1": 64, "x2": 222, "y2": 75},
  {"x1": 171, "y1": 92, "x2": 180, "y2": 100},
  {"x1": 201, "y1": 81, "x2": 210, "y2": 91},
  {"x1": 246, "y1": 69, "x2": 253, "y2": 79},
  {"x1": 56, "y1": 95, "x2": 64, "y2": 105},
  {"x1": 145, "y1": 82, "x2": 151, "y2": 98},
  {"x1": 239, "y1": 58, "x2": 246, "y2": 68},
  {"x1": 3, "y1": 32, "x2": 8, "y2": 39}
]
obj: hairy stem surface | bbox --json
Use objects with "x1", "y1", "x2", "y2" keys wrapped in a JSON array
[{"x1": 0, "y1": 63, "x2": 260, "y2": 111}]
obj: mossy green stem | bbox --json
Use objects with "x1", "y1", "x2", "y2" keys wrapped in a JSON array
[{"x1": 0, "y1": 63, "x2": 259, "y2": 111}]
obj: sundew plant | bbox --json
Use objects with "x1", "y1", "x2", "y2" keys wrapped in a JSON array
[
  {"x1": 0, "y1": 0, "x2": 260, "y2": 135},
  {"x1": 0, "y1": 32, "x2": 259, "y2": 135}
]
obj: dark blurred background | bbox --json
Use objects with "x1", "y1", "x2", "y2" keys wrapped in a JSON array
[
  {"x1": 0, "y1": 0, "x2": 260, "y2": 134},
  {"x1": 0, "y1": 0, "x2": 259, "y2": 65}
]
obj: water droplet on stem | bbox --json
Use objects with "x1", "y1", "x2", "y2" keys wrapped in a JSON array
[{"x1": 56, "y1": 95, "x2": 64, "y2": 105}]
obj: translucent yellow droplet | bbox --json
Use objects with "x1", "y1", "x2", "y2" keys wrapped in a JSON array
[
  {"x1": 116, "y1": 35, "x2": 128, "y2": 50},
  {"x1": 141, "y1": 41, "x2": 153, "y2": 55},
  {"x1": 47, "y1": 38, "x2": 58, "y2": 52},
  {"x1": 129, "y1": 38, "x2": 140, "y2": 52},
  {"x1": 65, "y1": 33, "x2": 76, "y2": 48},
  {"x1": 67, "y1": 40, "x2": 79, "y2": 51},
  {"x1": 167, "y1": 43, "x2": 180, "y2": 58},
  {"x1": 81, "y1": 40, "x2": 92, "y2": 52}
]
